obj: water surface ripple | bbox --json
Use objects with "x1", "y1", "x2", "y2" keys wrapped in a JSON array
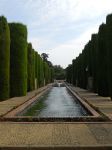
[{"x1": 36, "y1": 87, "x2": 89, "y2": 117}]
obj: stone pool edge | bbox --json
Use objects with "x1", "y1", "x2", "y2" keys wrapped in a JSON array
[
  {"x1": 0, "y1": 84, "x2": 107, "y2": 122},
  {"x1": 0, "y1": 84, "x2": 52, "y2": 121}
]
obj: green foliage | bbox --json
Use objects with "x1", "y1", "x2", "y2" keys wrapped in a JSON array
[
  {"x1": 97, "y1": 24, "x2": 108, "y2": 96},
  {"x1": 0, "y1": 16, "x2": 54, "y2": 101},
  {"x1": 27, "y1": 43, "x2": 35, "y2": 91},
  {"x1": 0, "y1": 16, "x2": 10, "y2": 100},
  {"x1": 9, "y1": 23, "x2": 27, "y2": 97},
  {"x1": 54, "y1": 65, "x2": 65, "y2": 80},
  {"x1": 43, "y1": 62, "x2": 49, "y2": 85},
  {"x1": 66, "y1": 65, "x2": 72, "y2": 83},
  {"x1": 35, "y1": 51, "x2": 38, "y2": 89},
  {"x1": 38, "y1": 56, "x2": 44, "y2": 87},
  {"x1": 106, "y1": 14, "x2": 112, "y2": 97},
  {"x1": 50, "y1": 67, "x2": 54, "y2": 82},
  {"x1": 66, "y1": 13, "x2": 112, "y2": 97}
]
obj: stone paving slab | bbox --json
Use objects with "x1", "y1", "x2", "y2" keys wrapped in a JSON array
[
  {"x1": 0, "y1": 85, "x2": 51, "y2": 117},
  {"x1": 71, "y1": 86, "x2": 112, "y2": 120},
  {"x1": 0, "y1": 122, "x2": 112, "y2": 148},
  {"x1": 85, "y1": 96, "x2": 111, "y2": 101}
]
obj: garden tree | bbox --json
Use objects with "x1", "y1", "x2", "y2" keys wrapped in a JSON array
[
  {"x1": 72, "y1": 59, "x2": 75, "y2": 85},
  {"x1": 32, "y1": 49, "x2": 35, "y2": 89},
  {"x1": 47, "y1": 61, "x2": 53, "y2": 67},
  {"x1": 0, "y1": 16, "x2": 54, "y2": 101},
  {"x1": 81, "y1": 49, "x2": 88, "y2": 89},
  {"x1": 54, "y1": 65, "x2": 66, "y2": 80},
  {"x1": 90, "y1": 34, "x2": 99, "y2": 92},
  {"x1": 38, "y1": 56, "x2": 44, "y2": 87},
  {"x1": 41, "y1": 53, "x2": 49, "y2": 62},
  {"x1": 50, "y1": 67, "x2": 54, "y2": 82},
  {"x1": 37, "y1": 53, "x2": 40, "y2": 87},
  {"x1": 48, "y1": 67, "x2": 51, "y2": 83},
  {"x1": 97, "y1": 24, "x2": 108, "y2": 96},
  {"x1": 41, "y1": 52, "x2": 54, "y2": 83},
  {"x1": 27, "y1": 43, "x2": 35, "y2": 91},
  {"x1": 35, "y1": 51, "x2": 39, "y2": 89},
  {"x1": 66, "y1": 13, "x2": 112, "y2": 97},
  {"x1": 0, "y1": 16, "x2": 10, "y2": 100},
  {"x1": 9, "y1": 23, "x2": 27, "y2": 97},
  {"x1": 106, "y1": 14, "x2": 112, "y2": 97},
  {"x1": 43, "y1": 62, "x2": 49, "y2": 85},
  {"x1": 41, "y1": 52, "x2": 53, "y2": 67},
  {"x1": 66, "y1": 64, "x2": 72, "y2": 83}
]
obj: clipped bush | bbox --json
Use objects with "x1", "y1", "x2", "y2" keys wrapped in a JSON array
[
  {"x1": 9, "y1": 23, "x2": 27, "y2": 97},
  {"x1": 106, "y1": 14, "x2": 112, "y2": 97},
  {"x1": 27, "y1": 43, "x2": 35, "y2": 91},
  {"x1": 39, "y1": 57, "x2": 44, "y2": 87},
  {"x1": 35, "y1": 51, "x2": 38, "y2": 89},
  {"x1": 66, "y1": 13, "x2": 112, "y2": 97},
  {"x1": 0, "y1": 16, "x2": 10, "y2": 100}
]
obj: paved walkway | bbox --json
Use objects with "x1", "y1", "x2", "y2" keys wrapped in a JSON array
[
  {"x1": 0, "y1": 85, "x2": 112, "y2": 149},
  {"x1": 0, "y1": 85, "x2": 51, "y2": 117},
  {"x1": 0, "y1": 122, "x2": 112, "y2": 149},
  {"x1": 70, "y1": 86, "x2": 112, "y2": 120}
]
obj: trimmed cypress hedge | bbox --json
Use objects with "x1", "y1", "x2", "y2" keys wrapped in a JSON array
[
  {"x1": 35, "y1": 51, "x2": 38, "y2": 89},
  {"x1": 97, "y1": 24, "x2": 108, "y2": 96},
  {"x1": 39, "y1": 56, "x2": 44, "y2": 87},
  {"x1": 44, "y1": 62, "x2": 49, "y2": 85},
  {"x1": 106, "y1": 14, "x2": 112, "y2": 97},
  {"x1": 0, "y1": 16, "x2": 54, "y2": 101},
  {"x1": 66, "y1": 13, "x2": 112, "y2": 97},
  {"x1": 32, "y1": 49, "x2": 35, "y2": 89},
  {"x1": 0, "y1": 16, "x2": 10, "y2": 100},
  {"x1": 27, "y1": 43, "x2": 35, "y2": 91},
  {"x1": 51, "y1": 67, "x2": 54, "y2": 83},
  {"x1": 9, "y1": 23, "x2": 27, "y2": 97}
]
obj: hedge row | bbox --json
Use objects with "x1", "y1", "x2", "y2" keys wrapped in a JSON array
[
  {"x1": 0, "y1": 16, "x2": 54, "y2": 101},
  {"x1": 0, "y1": 16, "x2": 10, "y2": 100},
  {"x1": 66, "y1": 14, "x2": 112, "y2": 97},
  {"x1": 27, "y1": 48, "x2": 53, "y2": 90},
  {"x1": 9, "y1": 23, "x2": 27, "y2": 97}
]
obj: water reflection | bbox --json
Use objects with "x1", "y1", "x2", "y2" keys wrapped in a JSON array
[{"x1": 34, "y1": 87, "x2": 89, "y2": 117}]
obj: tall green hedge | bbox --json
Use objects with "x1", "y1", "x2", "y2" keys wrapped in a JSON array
[
  {"x1": 44, "y1": 62, "x2": 49, "y2": 85},
  {"x1": 27, "y1": 43, "x2": 35, "y2": 91},
  {"x1": 0, "y1": 16, "x2": 10, "y2": 100},
  {"x1": 9, "y1": 23, "x2": 27, "y2": 97},
  {"x1": 66, "y1": 13, "x2": 112, "y2": 97},
  {"x1": 106, "y1": 14, "x2": 112, "y2": 97},
  {"x1": 32, "y1": 49, "x2": 35, "y2": 89},
  {"x1": 38, "y1": 56, "x2": 44, "y2": 87},
  {"x1": 97, "y1": 24, "x2": 108, "y2": 96},
  {"x1": 51, "y1": 67, "x2": 54, "y2": 83},
  {"x1": 0, "y1": 16, "x2": 53, "y2": 101},
  {"x1": 35, "y1": 51, "x2": 38, "y2": 89}
]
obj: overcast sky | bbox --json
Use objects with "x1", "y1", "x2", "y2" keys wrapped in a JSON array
[{"x1": 0, "y1": 0, "x2": 112, "y2": 68}]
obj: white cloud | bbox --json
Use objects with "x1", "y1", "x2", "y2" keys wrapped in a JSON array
[
  {"x1": 26, "y1": 0, "x2": 112, "y2": 68},
  {"x1": 1, "y1": 0, "x2": 112, "y2": 67},
  {"x1": 48, "y1": 25, "x2": 99, "y2": 68},
  {"x1": 26, "y1": 0, "x2": 112, "y2": 27}
]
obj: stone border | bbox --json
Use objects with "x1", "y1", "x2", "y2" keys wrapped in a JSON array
[
  {"x1": 0, "y1": 84, "x2": 105, "y2": 122},
  {"x1": 0, "y1": 145, "x2": 112, "y2": 150},
  {"x1": 3, "y1": 86, "x2": 51, "y2": 119},
  {"x1": 66, "y1": 85, "x2": 100, "y2": 117}
]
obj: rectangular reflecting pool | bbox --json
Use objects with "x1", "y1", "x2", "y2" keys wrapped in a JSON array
[{"x1": 19, "y1": 87, "x2": 92, "y2": 117}]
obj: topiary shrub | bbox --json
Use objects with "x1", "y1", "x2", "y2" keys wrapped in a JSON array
[
  {"x1": 35, "y1": 51, "x2": 39, "y2": 89},
  {"x1": 0, "y1": 16, "x2": 10, "y2": 100},
  {"x1": 38, "y1": 55, "x2": 44, "y2": 87},
  {"x1": 106, "y1": 14, "x2": 112, "y2": 97},
  {"x1": 27, "y1": 43, "x2": 35, "y2": 91},
  {"x1": 9, "y1": 23, "x2": 27, "y2": 97}
]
